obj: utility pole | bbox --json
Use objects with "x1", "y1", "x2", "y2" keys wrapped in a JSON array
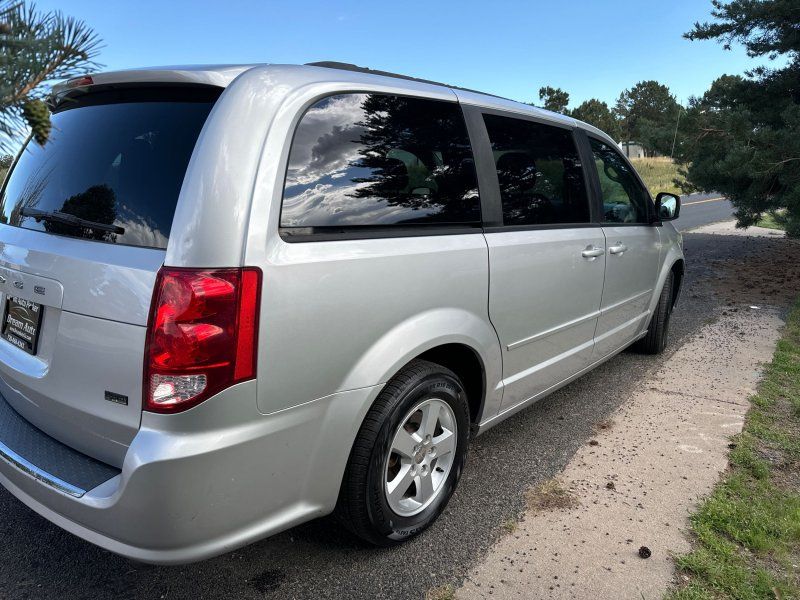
[{"x1": 670, "y1": 105, "x2": 683, "y2": 159}]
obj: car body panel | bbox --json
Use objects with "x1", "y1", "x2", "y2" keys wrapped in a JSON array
[
  {"x1": 0, "y1": 229, "x2": 163, "y2": 465},
  {"x1": 593, "y1": 225, "x2": 662, "y2": 358},
  {"x1": 484, "y1": 227, "x2": 606, "y2": 412},
  {"x1": 254, "y1": 232, "x2": 496, "y2": 416},
  {"x1": 168, "y1": 64, "x2": 458, "y2": 269}
]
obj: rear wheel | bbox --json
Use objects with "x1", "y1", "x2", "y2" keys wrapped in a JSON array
[
  {"x1": 635, "y1": 271, "x2": 674, "y2": 354},
  {"x1": 335, "y1": 359, "x2": 470, "y2": 545}
]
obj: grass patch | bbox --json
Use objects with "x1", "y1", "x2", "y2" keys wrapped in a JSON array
[
  {"x1": 425, "y1": 584, "x2": 455, "y2": 600},
  {"x1": 630, "y1": 157, "x2": 687, "y2": 196},
  {"x1": 501, "y1": 517, "x2": 518, "y2": 534},
  {"x1": 756, "y1": 210, "x2": 788, "y2": 232},
  {"x1": 667, "y1": 300, "x2": 800, "y2": 599},
  {"x1": 525, "y1": 479, "x2": 579, "y2": 512}
]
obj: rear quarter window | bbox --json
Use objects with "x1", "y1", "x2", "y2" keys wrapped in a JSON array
[
  {"x1": 280, "y1": 93, "x2": 481, "y2": 232},
  {"x1": 0, "y1": 86, "x2": 220, "y2": 249}
]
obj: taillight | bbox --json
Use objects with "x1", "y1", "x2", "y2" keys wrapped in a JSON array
[
  {"x1": 144, "y1": 267, "x2": 262, "y2": 413},
  {"x1": 65, "y1": 75, "x2": 94, "y2": 88}
]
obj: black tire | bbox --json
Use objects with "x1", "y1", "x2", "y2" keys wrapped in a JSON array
[
  {"x1": 335, "y1": 359, "x2": 470, "y2": 545},
  {"x1": 635, "y1": 271, "x2": 674, "y2": 354}
]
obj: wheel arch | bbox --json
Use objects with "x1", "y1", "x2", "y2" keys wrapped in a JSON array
[
  {"x1": 670, "y1": 258, "x2": 685, "y2": 308},
  {"x1": 338, "y1": 308, "x2": 502, "y2": 429},
  {"x1": 647, "y1": 240, "x2": 685, "y2": 319},
  {"x1": 415, "y1": 344, "x2": 486, "y2": 425}
]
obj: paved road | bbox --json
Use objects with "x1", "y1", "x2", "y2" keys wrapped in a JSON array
[
  {"x1": 675, "y1": 192, "x2": 734, "y2": 232},
  {"x1": 1, "y1": 203, "x2": 743, "y2": 600}
]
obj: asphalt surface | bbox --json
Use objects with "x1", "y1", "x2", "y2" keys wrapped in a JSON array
[
  {"x1": 674, "y1": 192, "x2": 734, "y2": 232},
  {"x1": 1, "y1": 199, "x2": 748, "y2": 600}
]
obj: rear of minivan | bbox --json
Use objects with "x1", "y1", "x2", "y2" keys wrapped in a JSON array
[
  {"x1": 0, "y1": 68, "x2": 295, "y2": 563},
  {"x1": 0, "y1": 84, "x2": 221, "y2": 466}
]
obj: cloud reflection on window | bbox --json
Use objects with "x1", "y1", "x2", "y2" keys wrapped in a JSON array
[{"x1": 282, "y1": 93, "x2": 480, "y2": 228}]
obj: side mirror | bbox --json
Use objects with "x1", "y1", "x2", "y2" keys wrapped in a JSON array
[{"x1": 655, "y1": 192, "x2": 680, "y2": 222}]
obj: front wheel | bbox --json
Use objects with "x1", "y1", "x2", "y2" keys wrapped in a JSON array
[
  {"x1": 335, "y1": 360, "x2": 470, "y2": 545},
  {"x1": 635, "y1": 272, "x2": 674, "y2": 354}
]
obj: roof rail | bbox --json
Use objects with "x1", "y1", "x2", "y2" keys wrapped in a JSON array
[{"x1": 305, "y1": 61, "x2": 507, "y2": 100}]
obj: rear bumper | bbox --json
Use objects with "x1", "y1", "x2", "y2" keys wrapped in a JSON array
[
  {"x1": 0, "y1": 381, "x2": 380, "y2": 564},
  {"x1": 0, "y1": 392, "x2": 120, "y2": 497}
]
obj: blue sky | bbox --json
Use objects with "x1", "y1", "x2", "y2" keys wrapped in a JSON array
[{"x1": 41, "y1": 0, "x2": 769, "y2": 108}]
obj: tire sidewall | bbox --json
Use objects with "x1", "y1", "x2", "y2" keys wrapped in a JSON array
[
  {"x1": 659, "y1": 273, "x2": 674, "y2": 351},
  {"x1": 365, "y1": 372, "x2": 469, "y2": 542}
]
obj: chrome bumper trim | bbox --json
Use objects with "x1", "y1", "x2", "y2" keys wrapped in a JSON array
[{"x1": 0, "y1": 440, "x2": 85, "y2": 497}]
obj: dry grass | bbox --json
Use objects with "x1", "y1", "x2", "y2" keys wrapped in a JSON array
[
  {"x1": 425, "y1": 584, "x2": 455, "y2": 600},
  {"x1": 501, "y1": 517, "x2": 518, "y2": 534},
  {"x1": 525, "y1": 478, "x2": 579, "y2": 512},
  {"x1": 630, "y1": 157, "x2": 686, "y2": 196}
]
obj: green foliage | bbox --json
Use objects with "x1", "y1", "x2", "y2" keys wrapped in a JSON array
[
  {"x1": 538, "y1": 86, "x2": 569, "y2": 114},
  {"x1": 0, "y1": 1, "x2": 101, "y2": 152},
  {"x1": 685, "y1": 0, "x2": 800, "y2": 58},
  {"x1": 678, "y1": 0, "x2": 800, "y2": 237},
  {"x1": 668, "y1": 300, "x2": 800, "y2": 599},
  {"x1": 20, "y1": 96, "x2": 48, "y2": 144},
  {"x1": 756, "y1": 210, "x2": 788, "y2": 231},
  {"x1": 570, "y1": 98, "x2": 620, "y2": 140},
  {"x1": 614, "y1": 80, "x2": 681, "y2": 155}
]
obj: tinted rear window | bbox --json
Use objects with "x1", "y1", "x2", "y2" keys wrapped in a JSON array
[
  {"x1": 281, "y1": 93, "x2": 480, "y2": 231},
  {"x1": 0, "y1": 87, "x2": 220, "y2": 249}
]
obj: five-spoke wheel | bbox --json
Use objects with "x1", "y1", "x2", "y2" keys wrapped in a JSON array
[
  {"x1": 336, "y1": 360, "x2": 470, "y2": 545},
  {"x1": 385, "y1": 398, "x2": 458, "y2": 516}
]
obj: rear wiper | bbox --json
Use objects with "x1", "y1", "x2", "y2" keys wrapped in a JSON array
[{"x1": 20, "y1": 208, "x2": 125, "y2": 235}]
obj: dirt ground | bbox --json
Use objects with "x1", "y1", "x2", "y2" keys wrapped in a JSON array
[{"x1": 689, "y1": 221, "x2": 800, "y2": 307}]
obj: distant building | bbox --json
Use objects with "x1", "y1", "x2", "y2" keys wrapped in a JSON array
[{"x1": 618, "y1": 141, "x2": 647, "y2": 159}]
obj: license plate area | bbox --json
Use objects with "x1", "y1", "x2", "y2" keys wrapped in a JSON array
[{"x1": 3, "y1": 296, "x2": 43, "y2": 355}]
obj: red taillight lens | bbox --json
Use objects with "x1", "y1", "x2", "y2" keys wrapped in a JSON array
[{"x1": 144, "y1": 267, "x2": 262, "y2": 413}]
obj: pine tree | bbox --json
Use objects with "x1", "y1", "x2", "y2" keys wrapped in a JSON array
[
  {"x1": 613, "y1": 81, "x2": 681, "y2": 156},
  {"x1": 571, "y1": 99, "x2": 621, "y2": 140},
  {"x1": 538, "y1": 86, "x2": 570, "y2": 114},
  {"x1": 0, "y1": 2, "x2": 100, "y2": 152},
  {"x1": 680, "y1": 0, "x2": 800, "y2": 236}
]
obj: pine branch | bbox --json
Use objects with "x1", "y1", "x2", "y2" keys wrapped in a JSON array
[{"x1": 0, "y1": 1, "x2": 102, "y2": 151}]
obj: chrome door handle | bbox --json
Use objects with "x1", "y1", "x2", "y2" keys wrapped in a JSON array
[
  {"x1": 608, "y1": 242, "x2": 628, "y2": 255},
  {"x1": 581, "y1": 246, "x2": 605, "y2": 260}
]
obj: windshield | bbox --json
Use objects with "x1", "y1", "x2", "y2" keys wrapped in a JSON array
[{"x1": 0, "y1": 86, "x2": 220, "y2": 249}]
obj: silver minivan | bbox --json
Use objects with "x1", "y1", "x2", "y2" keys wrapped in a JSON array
[{"x1": 0, "y1": 63, "x2": 683, "y2": 564}]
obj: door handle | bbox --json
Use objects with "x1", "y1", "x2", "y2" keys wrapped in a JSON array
[
  {"x1": 608, "y1": 242, "x2": 628, "y2": 255},
  {"x1": 581, "y1": 246, "x2": 605, "y2": 260}
]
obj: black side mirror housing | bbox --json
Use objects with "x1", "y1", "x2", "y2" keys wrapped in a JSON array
[{"x1": 654, "y1": 192, "x2": 681, "y2": 222}]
